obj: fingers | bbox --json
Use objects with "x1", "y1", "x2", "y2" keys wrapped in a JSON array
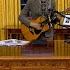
[{"x1": 30, "y1": 22, "x2": 42, "y2": 30}]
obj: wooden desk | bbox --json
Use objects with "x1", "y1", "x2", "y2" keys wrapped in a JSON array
[
  {"x1": 4, "y1": 29, "x2": 53, "y2": 56},
  {"x1": 0, "y1": 56, "x2": 70, "y2": 70},
  {"x1": 54, "y1": 29, "x2": 70, "y2": 40},
  {"x1": 54, "y1": 29, "x2": 70, "y2": 56},
  {"x1": 0, "y1": 44, "x2": 53, "y2": 56},
  {"x1": 21, "y1": 44, "x2": 53, "y2": 56}
]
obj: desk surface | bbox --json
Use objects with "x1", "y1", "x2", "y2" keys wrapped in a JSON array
[{"x1": 0, "y1": 56, "x2": 70, "y2": 60}]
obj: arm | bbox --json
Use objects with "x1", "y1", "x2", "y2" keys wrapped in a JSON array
[
  {"x1": 19, "y1": 0, "x2": 31, "y2": 27},
  {"x1": 19, "y1": 0, "x2": 41, "y2": 30}
]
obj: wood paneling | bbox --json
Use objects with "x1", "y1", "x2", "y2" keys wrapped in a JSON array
[{"x1": 0, "y1": 46, "x2": 21, "y2": 56}]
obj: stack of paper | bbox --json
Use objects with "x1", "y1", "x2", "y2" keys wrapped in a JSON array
[{"x1": 0, "y1": 39, "x2": 30, "y2": 46}]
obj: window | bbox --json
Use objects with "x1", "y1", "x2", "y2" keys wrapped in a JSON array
[{"x1": 21, "y1": 0, "x2": 27, "y2": 10}]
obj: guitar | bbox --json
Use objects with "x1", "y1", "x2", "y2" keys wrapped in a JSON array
[{"x1": 21, "y1": 16, "x2": 49, "y2": 41}]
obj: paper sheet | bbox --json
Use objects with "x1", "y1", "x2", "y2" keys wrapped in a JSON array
[{"x1": 0, "y1": 39, "x2": 30, "y2": 46}]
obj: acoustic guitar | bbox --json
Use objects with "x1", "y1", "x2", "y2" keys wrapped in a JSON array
[{"x1": 21, "y1": 16, "x2": 49, "y2": 41}]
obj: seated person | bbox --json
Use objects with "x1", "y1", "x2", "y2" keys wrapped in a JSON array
[{"x1": 19, "y1": 0, "x2": 55, "y2": 47}]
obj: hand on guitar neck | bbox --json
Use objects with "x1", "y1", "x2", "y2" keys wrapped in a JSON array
[{"x1": 30, "y1": 22, "x2": 42, "y2": 30}]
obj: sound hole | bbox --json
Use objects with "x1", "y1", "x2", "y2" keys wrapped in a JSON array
[
  {"x1": 29, "y1": 27, "x2": 41, "y2": 34},
  {"x1": 34, "y1": 29, "x2": 41, "y2": 34}
]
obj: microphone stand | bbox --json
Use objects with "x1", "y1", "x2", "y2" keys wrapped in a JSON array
[
  {"x1": 54, "y1": 10, "x2": 70, "y2": 19},
  {"x1": 48, "y1": 9, "x2": 70, "y2": 28}
]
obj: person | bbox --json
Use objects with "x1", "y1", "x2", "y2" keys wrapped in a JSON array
[{"x1": 19, "y1": 0, "x2": 55, "y2": 47}]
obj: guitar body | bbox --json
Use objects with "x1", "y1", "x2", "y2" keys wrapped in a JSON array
[{"x1": 21, "y1": 16, "x2": 49, "y2": 41}]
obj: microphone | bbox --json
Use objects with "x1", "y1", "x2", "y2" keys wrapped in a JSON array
[
  {"x1": 48, "y1": 9, "x2": 70, "y2": 19},
  {"x1": 48, "y1": 9, "x2": 60, "y2": 24}
]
